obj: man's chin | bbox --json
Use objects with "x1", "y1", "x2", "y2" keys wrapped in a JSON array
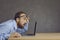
[
  {"x1": 20, "y1": 25, "x2": 24, "y2": 28},
  {"x1": 21, "y1": 24, "x2": 24, "y2": 26}
]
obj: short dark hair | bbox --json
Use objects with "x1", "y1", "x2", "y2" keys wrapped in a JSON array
[{"x1": 14, "y1": 11, "x2": 26, "y2": 20}]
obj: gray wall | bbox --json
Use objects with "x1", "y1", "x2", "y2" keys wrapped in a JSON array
[{"x1": 0, "y1": 0, "x2": 60, "y2": 33}]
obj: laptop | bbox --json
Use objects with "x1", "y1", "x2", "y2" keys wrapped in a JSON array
[{"x1": 23, "y1": 21, "x2": 37, "y2": 36}]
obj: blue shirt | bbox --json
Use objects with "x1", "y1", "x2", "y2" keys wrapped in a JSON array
[{"x1": 0, "y1": 19, "x2": 28, "y2": 40}]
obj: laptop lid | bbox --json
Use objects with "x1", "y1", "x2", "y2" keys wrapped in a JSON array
[{"x1": 25, "y1": 21, "x2": 37, "y2": 36}]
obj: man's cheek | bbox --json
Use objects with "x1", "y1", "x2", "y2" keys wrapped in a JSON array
[
  {"x1": 20, "y1": 20, "x2": 26, "y2": 26},
  {"x1": 20, "y1": 21, "x2": 24, "y2": 26},
  {"x1": 20, "y1": 22, "x2": 23, "y2": 25}
]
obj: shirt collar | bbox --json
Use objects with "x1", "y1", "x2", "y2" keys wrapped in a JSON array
[{"x1": 12, "y1": 20, "x2": 17, "y2": 30}]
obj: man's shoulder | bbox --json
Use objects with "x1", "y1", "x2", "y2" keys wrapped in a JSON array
[
  {"x1": 5, "y1": 19, "x2": 14, "y2": 23},
  {"x1": 0, "y1": 19, "x2": 15, "y2": 25}
]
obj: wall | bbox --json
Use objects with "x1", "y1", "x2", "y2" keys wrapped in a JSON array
[{"x1": 0, "y1": 0, "x2": 60, "y2": 33}]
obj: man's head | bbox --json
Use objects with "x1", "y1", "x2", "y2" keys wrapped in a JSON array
[{"x1": 14, "y1": 11, "x2": 29, "y2": 28}]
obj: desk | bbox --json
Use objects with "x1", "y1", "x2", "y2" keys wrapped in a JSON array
[{"x1": 8, "y1": 33, "x2": 60, "y2": 40}]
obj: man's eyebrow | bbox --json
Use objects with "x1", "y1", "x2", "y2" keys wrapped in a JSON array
[
  {"x1": 21, "y1": 14, "x2": 27, "y2": 16},
  {"x1": 20, "y1": 15, "x2": 27, "y2": 17}
]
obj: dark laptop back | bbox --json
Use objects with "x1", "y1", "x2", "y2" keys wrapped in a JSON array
[{"x1": 25, "y1": 21, "x2": 37, "y2": 36}]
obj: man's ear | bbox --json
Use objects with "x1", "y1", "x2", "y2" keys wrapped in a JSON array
[{"x1": 16, "y1": 18, "x2": 19, "y2": 22}]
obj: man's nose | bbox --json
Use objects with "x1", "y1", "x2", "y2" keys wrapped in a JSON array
[
  {"x1": 24, "y1": 20, "x2": 27, "y2": 25},
  {"x1": 24, "y1": 19, "x2": 27, "y2": 23}
]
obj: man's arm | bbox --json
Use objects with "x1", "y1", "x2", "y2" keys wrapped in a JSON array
[
  {"x1": 0, "y1": 23, "x2": 12, "y2": 40},
  {"x1": 0, "y1": 34, "x2": 5, "y2": 40}
]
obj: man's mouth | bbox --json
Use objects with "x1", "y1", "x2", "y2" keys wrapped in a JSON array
[
  {"x1": 23, "y1": 23, "x2": 26, "y2": 26},
  {"x1": 18, "y1": 23, "x2": 27, "y2": 29}
]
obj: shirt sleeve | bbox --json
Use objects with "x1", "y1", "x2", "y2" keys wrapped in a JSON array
[
  {"x1": 0, "y1": 33, "x2": 10, "y2": 40},
  {"x1": 0, "y1": 34, "x2": 5, "y2": 40},
  {"x1": 16, "y1": 22, "x2": 29, "y2": 34},
  {"x1": 0, "y1": 20, "x2": 17, "y2": 40},
  {"x1": 0, "y1": 24, "x2": 11, "y2": 40}
]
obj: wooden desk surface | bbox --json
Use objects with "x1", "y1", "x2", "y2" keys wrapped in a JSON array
[{"x1": 8, "y1": 33, "x2": 60, "y2": 40}]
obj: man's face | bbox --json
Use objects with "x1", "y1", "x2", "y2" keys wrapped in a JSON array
[{"x1": 17, "y1": 13, "x2": 29, "y2": 28}]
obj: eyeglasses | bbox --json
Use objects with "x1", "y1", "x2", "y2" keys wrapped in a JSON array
[
  {"x1": 19, "y1": 15, "x2": 30, "y2": 22},
  {"x1": 19, "y1": 15, "x2": 28, "y2": 20}
]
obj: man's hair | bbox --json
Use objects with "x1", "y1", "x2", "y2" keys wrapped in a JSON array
[{"x1": 14, "y1": 11, "x2": 26, "y2": 20}]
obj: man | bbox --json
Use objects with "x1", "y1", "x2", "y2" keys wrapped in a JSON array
[{"x1": 0, "y1": 11, "x2": 30, "y2": 40}]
